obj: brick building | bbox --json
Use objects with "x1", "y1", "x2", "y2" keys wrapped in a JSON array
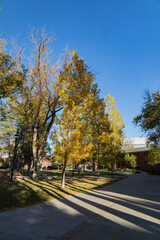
[
  {"x1": 122, "y1": 138, "x2": 160, "y2": 174},
  {"x1": 41, "y1": 159, "x2": 52, "y2": 169}
]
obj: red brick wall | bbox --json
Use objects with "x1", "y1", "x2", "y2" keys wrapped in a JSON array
[
  {"x1": 42, "y1": 159, "x2": 52, "y2": 169},
  {"x1": 131, "y1": 151, "x2": 160, "y2": 173}
]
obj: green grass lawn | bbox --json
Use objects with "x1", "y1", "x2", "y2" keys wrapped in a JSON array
[{"x1": 0, "y1": 175, "x2": 126, "y2": 212}]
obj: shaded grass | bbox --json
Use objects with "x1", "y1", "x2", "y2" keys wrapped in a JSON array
[
  {"x1": 0, "y1": 169, "x2": 124, "y2": 179},
  {"x1": 41, "y1": 169, "x2": 123, "y2": 177},
  {"x1": 0, "y1": 176, "x2": 126, "y2": 212}
]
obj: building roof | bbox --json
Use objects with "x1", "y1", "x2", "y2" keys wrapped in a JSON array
[
  {"x1": 123, "y1": 146, "x2": 150, "y2": 153},
  {"x1": 123, "y1": 137, "x2": 149, "y2": 149}
]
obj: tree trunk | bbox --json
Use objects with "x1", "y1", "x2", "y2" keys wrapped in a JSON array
[
  {"x1": 27, "y1": 162, "x2": 31, "y2": 174},
  {"x1": 8, "y1": 133, "x2": 12, "y2": 170},
  {"x1": 38, "y1": 148, "x2": 43, "y2": 170},
  {"x1": 97, "y1": 148, "x2": 99, "y2": 181},
  {"x1": 72, "y1": 170, "x2": 74, "y2": 177},
  {"x1": 17, "y1": 162, "x2": 20, "y2": 171},
  {"x1": 32, "y1": 155, "x2": 42, "y2": 180},
  {"x1": 32, "y1": 125, "x2": 38, "y2": 168},
  {"x1": 93, "y1": 159, "x2": 95, "y2": 173},
  {"x1": 77, "y1": 163, "x2": 80, "y2": 174},
  {"x1": 97, "y1": 166, "x2": 99, "y2": 181},
  {"x1": 61, "y1": 157, "x2": 67, "y2": 189},
  {"x1": 111, "y1": 165, "x2": 113, "y2": 178},
  {"x1": 27, "y1": 144, "x2": 33, "y2": 174},
  {"x1": 32, "y1": 124, "x2": 39, "y2": 180},
  {"x1": 61, "y1": 164, "x2": 66, "y2": 189},
  {"x1": 84, "y1": 161, "x2": 86, "y2": 171},
  {"x1": 10, "y1": 135, "x2": 19, "y2": 182}
]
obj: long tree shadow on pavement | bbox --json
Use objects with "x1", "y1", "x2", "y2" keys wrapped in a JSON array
[{"x1": 0, "y1": 174, "x2": 159, "y2": 240}]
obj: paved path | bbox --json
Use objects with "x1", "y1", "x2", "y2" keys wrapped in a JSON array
[{"x1": 0, "y1": 172, "x2": 160, "y2": 240}]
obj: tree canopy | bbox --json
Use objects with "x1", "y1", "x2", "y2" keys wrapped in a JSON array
[
  {"x1": 124, "y1": 153, "x2": 137, "y2": 170},
  {"x1": 133, "y1": 90, "x2": 160, "y2": 144},
  {"x1": 52, "y1": 51, "x2": 99, "y2": 187},
  {"x1": 0, "y1": 39, "x2": 24, "y2": 100},
  {"x1": 148, "y1": 145, "x2": 160, "y2": 166},
  {"x1": 0, "y1": 30, "x2": 125, "y2": 185}
]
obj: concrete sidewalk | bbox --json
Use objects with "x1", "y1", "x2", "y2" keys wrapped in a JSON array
[{"x1": 0, "y1": 173, "x2": 160, "y2": 240}]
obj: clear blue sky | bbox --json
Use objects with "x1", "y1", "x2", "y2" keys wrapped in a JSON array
[{"x1": 1, "y1": 0, "x2": 160, "y2": 137}]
